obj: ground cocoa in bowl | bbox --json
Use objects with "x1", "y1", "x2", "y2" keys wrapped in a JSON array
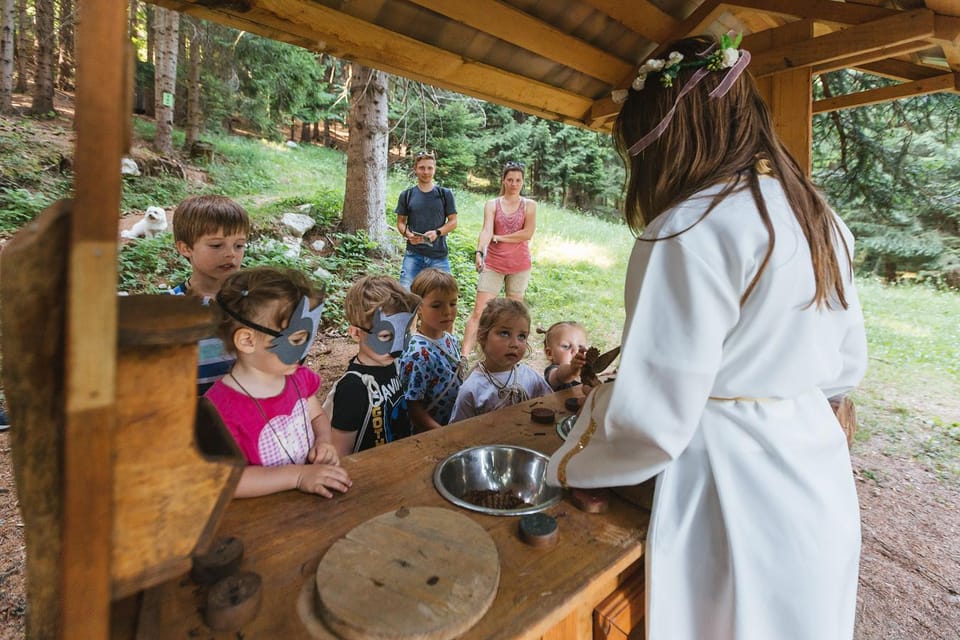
[{"x1": 463, "y1": 489, "x2": 533, "y2": 511}]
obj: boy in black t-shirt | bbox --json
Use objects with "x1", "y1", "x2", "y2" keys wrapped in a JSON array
[
  {"x1": 395, "y1": 151, "x2": 458, "y2": 289},
  {"x1": 328, "y1": 276, "x2": 421, "y2": 455}
]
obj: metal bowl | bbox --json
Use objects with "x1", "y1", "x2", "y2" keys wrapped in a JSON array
[{"x1": 433, "y1": 445, "x2": 562, "y2": 516}]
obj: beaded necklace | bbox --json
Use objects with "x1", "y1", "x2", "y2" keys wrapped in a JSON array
[{"x1": 229, "y1": 372, "x2": 311, "y2": 464}]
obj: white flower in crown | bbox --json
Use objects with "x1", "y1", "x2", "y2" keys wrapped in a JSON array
[
  {"x1": 721, "y1": 47, "x2": 740, "y2": 69},
  {"x1": 667, "y1": 51, "x2": 684, "y2": 67},
  {"x1": 631, "y1": 73, "x2": 648, "y2": 91},
  {"x1": 644, "y1": 58, "x2": 666, "y2": 72},
  {"x1": 611, "y1": 89, "x2": 629, "y2": 104}
]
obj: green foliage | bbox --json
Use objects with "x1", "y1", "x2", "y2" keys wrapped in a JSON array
[
  {"x1": 117, "y1": 233, "x2": 187, "y2": 293},
  {"x1": 0, "y1": 188, "x2": 53, "y2": 233},
  {"x1": 260, "y1": 187, "x2": 343, "y2": 231},
  {"x1": 319, "y1": 231, "x2": 389, "y2": 329},
  {"x1": 813, "y1": 71, "x2": 960, "y2": 276}
]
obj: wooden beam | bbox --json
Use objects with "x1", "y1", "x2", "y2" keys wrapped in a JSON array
[
  {"x1": 653, "y1": 0, "x2": 727, "y2": 56},
  {"x1": 856, "y1": 58, "x2": 948, "y2": 82},
  {"x1": 149, "y1": 0, "x2": 595, "y2": 126},
  {"x1": 66, "y1": 0, "x2": 125, "y2": 636},
  {"x1": 753, "y1": 19, "x2": 813, "y2": 175},
  {"x1": 579, "y1": 0, "x2": 680, "y2": 43},
  {"x1": 726, "y1": 0, "x2": 897, "y2": 26},
  {"x1": 812, "y1": 72, "x2": 959, "y2": 113},
  {"x1": 405, "y1": 0, "x2": 633, "y2": 84},
  {"x1": 812, "y1": 40, "x2": 933, "y2": 75},
  {"x1": 749, "y1": 9, "x2": 936, "y2": 78}
]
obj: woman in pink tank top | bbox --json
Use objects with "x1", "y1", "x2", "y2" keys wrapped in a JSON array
[{"x1": 462, "y1": 162, "x2": 539, "y2": 357}]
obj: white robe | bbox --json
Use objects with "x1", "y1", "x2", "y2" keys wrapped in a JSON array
[{"x1": 546, "y1": 177, "x2": 867, "y2": 640}]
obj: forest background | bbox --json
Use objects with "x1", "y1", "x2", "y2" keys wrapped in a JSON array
[
  {"x1": 0, "y1": 2, "x2": 959, "y2": 640},
  {"x1": 2, "y1": 0, "x2": 960, "y2": 283}
]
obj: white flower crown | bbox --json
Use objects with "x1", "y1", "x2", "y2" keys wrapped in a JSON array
[{"x1": 612, "y1": 33, "x2": 745, "y2": 104}]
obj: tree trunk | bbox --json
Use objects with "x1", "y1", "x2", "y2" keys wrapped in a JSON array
[
  {"x1": 13, "y1": 0, "x2": 28, "y2": 93},
  {"x1": 31, "y1": 0, "x2": 55, "y2": 115},
  {"x1": 312, "y1": 121, "x2": 320, "y2": 144},
  {"x1": 183, "y1": 18, "x2": 201, "y2": 152},
  {"x1": 1, "y1": 0, "x2": 13, "y2": 112},
  {"x1": 174, "y1": 20, "x2": 187, "y2": 125},
  {"x1": 152, "y1": 6, "x2": 179, "y2": 155},
  {"x1": 342, "y1": 62, "x2": 390, "y2": 247},
  {"x1": 129, "y1": 0, "x2": 138, "y2": 39},
  {"x1": 56, "y1": 0, "x2": 73, "y2": 90}
]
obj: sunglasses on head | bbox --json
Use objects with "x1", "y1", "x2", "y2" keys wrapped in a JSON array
[
  {"x1": 414, "y1": 150, "x2": 436, "y2": 161},
  {"x1": 504, "y1": 161, "x2": 525, "y2": 169}
]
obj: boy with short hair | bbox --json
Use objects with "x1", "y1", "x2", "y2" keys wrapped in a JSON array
[
  {"x1": 327, "y1": 275, "x2": 420, "y2": 455},
  {"x1": 170, "y1": 195, "x2": 251, "y2": 393}
]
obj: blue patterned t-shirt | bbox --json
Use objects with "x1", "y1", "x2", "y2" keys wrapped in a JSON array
[{"x1": 400, "y1": 332, "x2": 463, "y2": 427}]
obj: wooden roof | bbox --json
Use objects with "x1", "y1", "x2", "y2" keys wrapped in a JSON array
[{"x1": 150, "y1": 0, "x2": 960, "y2": 129}]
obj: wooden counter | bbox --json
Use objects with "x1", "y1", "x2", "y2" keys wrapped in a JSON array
[{"x1": 132, "y1": 389, "x2": 651, "y2": 639}]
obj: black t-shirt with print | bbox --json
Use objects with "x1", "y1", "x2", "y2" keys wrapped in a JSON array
[{"x1": 330, "y1": 358, "x2": 412, "y2": 453}]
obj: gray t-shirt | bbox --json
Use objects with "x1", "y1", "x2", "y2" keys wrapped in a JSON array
[{"x1": 395, "y1": 186, "x2": 456, "y2": 258}]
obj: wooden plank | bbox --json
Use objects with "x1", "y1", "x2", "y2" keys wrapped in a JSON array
[
  {"x1": 749, "y1": 9, "x2": 936, "y2": 78},
  {"x1": 812, "y1": 72, "x2": 959, "y2": 113},
  {"x1": 0, "y1": 201, "x2": 70, "y2": 640},
  {"x1": 579, "y1": 0, "x2": 680, "y2": 43},
  {"x1": 149, "y1": 0, "x2": 594, "y2": 126},
  {"x1": 406, "y1": 0, "x2": 633, "y2": 84},
  {"x1": 65, "y1": 0, "x2": 126, "y2": 635},
  {"x1": 725, "y1": 0, "x2": 897, "y2": 26},
  {"x1": 812, "y1": 40, "x2": 933, "y2": 74},
  {"x1": 856, "y1": 58, "x2": 948, "y2": 81}
]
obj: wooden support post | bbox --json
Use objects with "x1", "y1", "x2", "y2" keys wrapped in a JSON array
[
  {"x1": 750, "y1": 20, "x2": 814, "y2": 176},
  {"x1": 65, "y1": 0, "x2": 127, "y2": 636}
]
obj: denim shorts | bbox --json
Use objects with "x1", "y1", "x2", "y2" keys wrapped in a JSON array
[{"x1": 400, "y1": 251, "x2": 451, "y2": 289}]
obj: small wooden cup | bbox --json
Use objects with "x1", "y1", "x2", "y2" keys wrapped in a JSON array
[
  {"x1": 530, "y1": 407, "x2": 556, "y2": 424},
  {"x1": 519, "y1": 513, "x2": 559, "y2": 548},
  {"x1": 205, "y1": 571, "x2": 263, "y2": 632}
]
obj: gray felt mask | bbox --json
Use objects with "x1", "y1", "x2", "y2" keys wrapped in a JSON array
[
  {"x1": 362, "y1": 307, "x2": 417, "y2": 358},
  {"x1": 219, "y1": 294, "x2": 324, "y2": 365}
]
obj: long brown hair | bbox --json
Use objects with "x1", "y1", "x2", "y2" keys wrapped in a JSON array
[{"x1": 613, "y1": 35, "x2": 850, "y2": 309}]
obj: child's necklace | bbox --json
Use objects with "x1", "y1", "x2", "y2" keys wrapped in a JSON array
[
  {"x1": 417, "y1": 332, "x2": 468, "y2": 382},
  {"x1": 229, "y1": 372, "x2": 311, "y2": 465},
  {"x1": 478, "y1": 362, "x2": 528, "y2": 405}
]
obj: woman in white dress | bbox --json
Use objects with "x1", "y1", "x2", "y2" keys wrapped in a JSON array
[{"x1": 547, "y1": 34, "x2": 867, "y2": 640}]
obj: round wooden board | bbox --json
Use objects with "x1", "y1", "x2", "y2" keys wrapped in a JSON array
[{"x1": 315, "y1": 506, "x2": 500, "y2": 640}]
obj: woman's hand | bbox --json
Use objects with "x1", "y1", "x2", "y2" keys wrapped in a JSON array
[
  {"x1": 475, "y1": 249, "x2": 485, "y2": 272},
  {"x1": 296, "y1": 464, "x2": 352, "y2": 498}
]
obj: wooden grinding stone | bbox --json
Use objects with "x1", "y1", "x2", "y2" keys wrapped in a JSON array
[
  {"x1": 191, "y1": 536, "x2": 244, "y2": 585},
  {"x1": 205, "y1": 571, "x2": 262, "y2": 631},
  {"x1": 519, "y1": 513, "x2": 558, "y2": 548},
  {"x1": 315, "y1": 506, "x2": 500, "y2": 640},
  {"x1": 530, "y1": 407, "x2": 556, "y2": 424}
]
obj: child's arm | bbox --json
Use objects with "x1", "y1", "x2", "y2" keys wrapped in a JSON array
[
  {"x1": 234, "y1": 463, "x2": 351, "y2": 499},
  {"x1": 330, "y1": 428, "x2": 358, "y2": 458},
  {"x1": 307, "y1": 395, "x2": 339, "y2": 465},
  {"x1": 547, "y1": 346, "x2": 587, "y2": 389},
  {"x1": 408, "y1": 400, "x2": 443, "y2": 431}
]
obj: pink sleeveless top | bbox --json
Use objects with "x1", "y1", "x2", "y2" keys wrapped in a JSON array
[{"x1": 484, "y1": 197, "x2": 531, "y2": 274}]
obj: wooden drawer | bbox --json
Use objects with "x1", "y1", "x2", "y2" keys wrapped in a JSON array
[{"x1": 593, "y1": 567, "x2": 645, "y2": 640}]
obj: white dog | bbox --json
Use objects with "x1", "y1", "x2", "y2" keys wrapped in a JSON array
[{"x1": 121, "y1": 206, "x2": 168, "y2": 239}]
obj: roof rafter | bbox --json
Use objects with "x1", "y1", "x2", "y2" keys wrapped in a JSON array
[
  {"x1": 856, "y1": 58, "x2": 948, "y2": 82},
  {"x1": 150, "y1": 0, "x2": 595, "y2": 126},
  {"x1": 812, "y1": 40, "x2": 933, "y2": 75},
  {"x1": 725, "y1": 0, "x2": 897, "y2": 27},
  {"x1": 405, "y1": 0, "x2": 633, "y2": 85},
  {"x1": 579, "y1": 0, "x2": 680, "y2": 43},
  {"x1": 749, "y1": 9, "x2": 936, "y2": 78},
  {"x1": 812, "y1": 72, "x2": 959, "y2": 113}
]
